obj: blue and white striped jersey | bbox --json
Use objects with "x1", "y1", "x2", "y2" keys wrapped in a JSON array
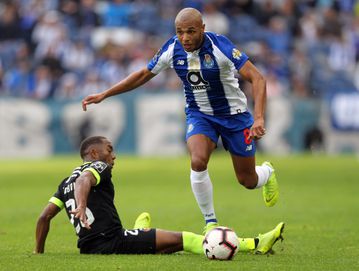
[{"x1": 148, "y1": 32, "x2": 249, "y2": 116}]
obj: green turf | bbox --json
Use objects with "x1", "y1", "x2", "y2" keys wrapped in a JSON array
[{"x1": 0, "y1": 153, "x2": 358, "y2": 270}]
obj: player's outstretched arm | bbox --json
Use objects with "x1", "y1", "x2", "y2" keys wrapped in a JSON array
[
  {"x1": 82, "y1": 67, "x2": 156, "y2": 111},
  {"x1": 238, "y1": 61, "x2": 267, "y2": 139},
  {"x1": 34, "y1": 203, "x2": 61, "y2": 254},
  {"x1": 70, "y1": 171, "x2": 97, "y2": 229}
]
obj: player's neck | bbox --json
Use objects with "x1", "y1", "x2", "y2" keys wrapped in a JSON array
[{"x1": 194, "y1": 35, "x2": 205, "y2": 51}]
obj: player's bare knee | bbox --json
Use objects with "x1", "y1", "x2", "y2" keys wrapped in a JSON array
[{"x1": 191, "y1": 156, "x2": 208, "y2": 171}]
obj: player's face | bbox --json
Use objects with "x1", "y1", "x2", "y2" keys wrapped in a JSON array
[
  {"x1": 176, "y1": 20, "x2": 205, "y2": 52},
  {"x1": 98, "y1": 140, "x2": 116, "y2": 168}
]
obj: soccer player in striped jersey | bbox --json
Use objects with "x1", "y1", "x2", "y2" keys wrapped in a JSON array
[
  {"x1": 34, "y1": 136, "x2": 284, "y2": 255},
  {"x1": 82, "y1": 8, "x2": 279, "y2": 234}
]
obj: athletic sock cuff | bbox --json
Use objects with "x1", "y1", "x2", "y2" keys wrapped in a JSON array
[
  {"x1": 190, "y1": 168, "x2": 209, "y2": 181},
  {"x1": 182, "y1": 231, "x2": 204, "y2": 255}
]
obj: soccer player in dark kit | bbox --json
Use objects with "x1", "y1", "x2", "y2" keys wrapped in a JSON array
[{"x1": 34, "y1": 136, "x2": 284, "y2": 255}]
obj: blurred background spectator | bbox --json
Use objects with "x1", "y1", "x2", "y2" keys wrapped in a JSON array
[
  {"x1": 1, "y1": 0, "x2": 359, "y2": 153},
  {"x1": 0, "y1": 0, "x2": 357, "y2": 99}
]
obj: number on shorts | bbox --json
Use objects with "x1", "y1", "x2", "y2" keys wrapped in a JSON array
[
  {"x1": 243, "y1": 128, "x2": 252, "y2": 144},
  {"x1": 124, "y1": 229, "x2": 139, "y2": 236}
]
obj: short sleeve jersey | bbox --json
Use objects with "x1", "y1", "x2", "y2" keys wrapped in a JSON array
[
  {"x1": 148, "y1": 32, "x2": 249, "y2": 116},
  {"x1": 50, "y1": 161, "x2": 122, "y2": 247}
]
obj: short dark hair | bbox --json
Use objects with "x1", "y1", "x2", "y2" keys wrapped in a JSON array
[{"x1": 79, "y1": 136, "x2": 106, "y2": 159}]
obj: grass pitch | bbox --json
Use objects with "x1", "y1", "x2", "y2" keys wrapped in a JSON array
[{"x1": 0, "y1": 153, "x2": 358, "y2": 270}]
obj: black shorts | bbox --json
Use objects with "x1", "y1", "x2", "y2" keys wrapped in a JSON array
[{"x1": 80, "y1": 228, "x2": 156, "y2": 254}]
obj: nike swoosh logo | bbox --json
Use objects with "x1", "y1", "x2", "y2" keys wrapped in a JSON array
[{"x1": 265, "y1": 195, "x2": 276, "y2": 203}]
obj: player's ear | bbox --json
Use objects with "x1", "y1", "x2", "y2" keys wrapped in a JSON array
[{"x1": 89, "y1": 147, "x2": 99, "y2": 160}]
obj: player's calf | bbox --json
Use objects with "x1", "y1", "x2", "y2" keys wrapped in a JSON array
[{"x1": 235, "y1": 172, "x2": 258, "y2": 189}]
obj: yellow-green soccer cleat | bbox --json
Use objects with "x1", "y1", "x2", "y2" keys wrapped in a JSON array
[
  {"x1": 133, "y1": 212, "x2": 151, "y2": 229},
  {"x1": 203, "y1": 222, "x2": 219, "y2": 235},
  {"x1": 255, "y1": 222, "x2": 285, "y2": 254},
  {"x1": 262, "y1": 161, "x2": 279, "y2": 207}
]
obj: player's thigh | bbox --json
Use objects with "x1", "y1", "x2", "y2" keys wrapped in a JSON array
[
  {"x1": 221, "y1": 127, "x2": 257, "y2": 184},
  {"x1": 113, "y1": 228, "x2": 157, "y2": 254},
  {"x1": 187, "y1": 134, "x2": 216, "y2": 159},
  {"x1": 186, "y1": 112, "x2": 218, "y2": 158},
  {"x1": 231, "y1": 154, "x2": 256, "y2": 178}
]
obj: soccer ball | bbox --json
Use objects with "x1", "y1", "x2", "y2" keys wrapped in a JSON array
[{"x1": 203, "y1": 226, "x2": 239, "y2": 260}]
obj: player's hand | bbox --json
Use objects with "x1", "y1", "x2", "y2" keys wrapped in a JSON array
[
  {"x1": 82, "y1": 93, "x2": 105, "y2": 111},
  {"x1": 250, "y1": 118, "x2": 266, "y2": 140},
  {"x1": 70, "y1": 207, "x2": 91, "y2": 230}
]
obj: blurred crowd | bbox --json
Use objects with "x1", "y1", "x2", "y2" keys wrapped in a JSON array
[{"x1": 0, "y1": 0, "x2": 359, "y2": 101}]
